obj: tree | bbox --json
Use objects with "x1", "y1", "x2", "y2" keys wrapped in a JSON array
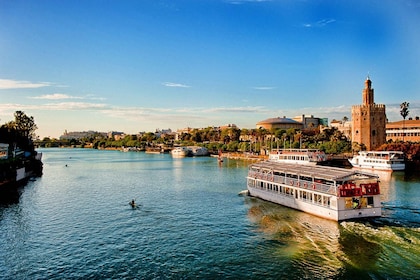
[
  {"x1": 400, "y1": 102, "x2": 409, "y2": 142},
  {"x1": 2, "y1": 111, "x2": 37, "y2": 141},
  {"x1": 9, "y1": 111, "x2": 38, "y2": 140}
]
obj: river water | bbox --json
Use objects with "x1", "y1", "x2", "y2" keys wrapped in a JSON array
[{"x1": 0, "y1": 148, "x2": 419, "y2": 279}]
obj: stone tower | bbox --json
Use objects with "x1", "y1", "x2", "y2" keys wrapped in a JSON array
[{"x1": 351, "y1": 77, "x2": 386, "y2": 150}]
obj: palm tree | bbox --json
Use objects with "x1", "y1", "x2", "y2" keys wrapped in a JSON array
[{"x1": 400, "y1": 102, "x2": 409, "y2": 142}]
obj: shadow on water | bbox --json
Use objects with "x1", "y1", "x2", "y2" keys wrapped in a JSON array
[
  {"x1": 244, "y1": 195, "x2": 420, "y2": 280},
  {"x1": 0, "y1": 184, "x2": 24, "y2": 205}
]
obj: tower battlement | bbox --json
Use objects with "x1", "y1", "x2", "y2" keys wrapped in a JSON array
[{"x1": 352, "y1": 103, "x2": 386, "y2": 111}]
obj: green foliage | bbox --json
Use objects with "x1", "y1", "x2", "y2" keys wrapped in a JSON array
[
  {"x1": 2, "y1": 111, "x2": 38, "y2": 140},
  {"x1": 400, "y1": 102, "x2": 409, "y2": 120},
  {"x1": 226, "y1": 141, "x2": 239, "y2": 152}
]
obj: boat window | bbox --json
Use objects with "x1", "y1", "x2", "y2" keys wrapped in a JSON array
[
  {"x1": 367, "y1": 196, "x2": 374, "y2": 206},
  {"x1": 345, "y1": 198, "x2": 353, "y2": 209},
  {"x1": 360, "y1": 197, "x2": 368, "y2": 208},
  {"x1": 314, "y1": 194, "x2": 323, "y2": 205},
  {"x1": 324, "y1": 196, "x2": 330, "y2": 206}
]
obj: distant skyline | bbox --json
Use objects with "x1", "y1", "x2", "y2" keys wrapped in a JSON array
[{"x1": 1, "y1": 0, "x2": 419, "y2": 138}]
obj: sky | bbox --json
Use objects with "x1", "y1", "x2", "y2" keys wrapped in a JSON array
[{"x1": 1, "y1": 0, "x2": 419, "y2": 139}]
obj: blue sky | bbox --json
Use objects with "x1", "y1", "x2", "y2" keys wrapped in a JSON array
[{"x1": 1, "y1": 0, "x2": 419, "y2": 138}]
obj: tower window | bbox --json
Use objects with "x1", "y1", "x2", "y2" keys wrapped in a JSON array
[{"x1": 372, "y1": 130, "x2": 376, "y2": 136}]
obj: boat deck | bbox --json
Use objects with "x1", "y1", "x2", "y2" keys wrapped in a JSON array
[{"x1": 249, "y1": 162, "x2": 378, "y2": 182}]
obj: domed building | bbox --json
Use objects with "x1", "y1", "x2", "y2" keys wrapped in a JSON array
[{"x1": 256, "y1": 117, "x2": 303, "y2": 130}]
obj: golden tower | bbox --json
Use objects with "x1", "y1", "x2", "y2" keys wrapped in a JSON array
[{"x1": 351, "y1": 77, "x2": 386, "y2": 150}]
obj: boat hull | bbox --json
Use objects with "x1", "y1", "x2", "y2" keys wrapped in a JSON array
[
  {"x1": 349, "y1": 160, "x2": 405, "y2": 171},
  {"x1": 171, "y1": 147, "x2": 191, "y2": 158},
  {"x1": 248, "y1": 186, "x2": 381, "y2": 221}
]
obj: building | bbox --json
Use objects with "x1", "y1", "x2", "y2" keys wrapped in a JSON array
[
  {"x1": 256, "y1": 117, "x2": 303, "y2": 130},
  {"x1": 107, "y1": 131, "x2": 125, "y2": 140},
  {"x1": 220, "y1": 124, "x2": 238, "y2": 130},
  {"x1": 386, "y1": 117, "x2": 420, "y2": 142},
  {"x1": 292, "y1": 115, "x2": 323, "y2": 129},
  {"x1": 330, "y1": 120, "x2": 352, "y2": 140},
  {"x1": 351, "y1": 78, "x2": 386, "y2": 150},
  {"x1": 60, "y1": 130, "x2": 107, "y2": 140}
]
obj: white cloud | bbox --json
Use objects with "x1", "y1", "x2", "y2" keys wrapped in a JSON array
[
  {"x1": 162, "y1": 82, "x2": 191, "y2": 88},
  {"x1": 43, "y1": 102, "x2": 108, "y2": 110},
  {"x1": 0, "y1": 79, "x2": 53, "y2": 89},
  {"x1": 253, "y1": 86, "x2": 276, "y2": 90},
  {"x1": 31, "y1": 93, "x2": 82, "y2": 100},
  {"x1": 0, "y1": 102, "x2": 107, "y2": 112},
  {"x1": 303, "y1": 19, "x2": 336, "y2": 28},
  {"x1": 30, "y1": 93, "x2": 107, "y2": 101},
  {"x1": 85, "y1": 94, "x2": 107, "y2": 101},
  {"x1": 204, "y1": 106, "x2": 268, "y2": 113}
]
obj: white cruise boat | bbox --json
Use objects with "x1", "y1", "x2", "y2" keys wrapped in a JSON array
[
  {"x1": 348, "y1": 151, "x2": 405, "y2": 171},
  {"x1": 268, "y1": 148, "x2": 327, "y2": 165},
  {"x1": 246, "y1": 162, "x2": 381, "y2": 221},
  {"x1": 188, "y1": 146, "x2": 209, "y2": 156},
  {"x1": 171, "y1": 147, "x2": 191, "y2": 158}
]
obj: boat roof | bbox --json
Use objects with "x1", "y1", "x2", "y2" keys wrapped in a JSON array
[
  {"x1": 359, "y1": 150, "x2": 403, "y2": 154},
  {"x1": 249, "y1": 162, "x2": 379, "y2": 182}
]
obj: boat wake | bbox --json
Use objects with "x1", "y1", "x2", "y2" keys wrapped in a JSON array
[
  {"x1": 245, "y1": 198, "x2": 420, "y2": 279},
  {"x1": 237, "y1": 190, "x2": 249, "y2": 196}
]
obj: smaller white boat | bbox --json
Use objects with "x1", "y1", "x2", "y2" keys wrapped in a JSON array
[
  {"x1": 188, "y1": 146, "x2": 209, "y2": 156},
  {"x1": 268, "y1": 149, "x2": 327, "y2": 165},
  {"x1": 171, "y1": 147, "x2": 191, "y2": 158},
  {"x1": 348, "y1": 151, "x2": 405, "y2": 171}
]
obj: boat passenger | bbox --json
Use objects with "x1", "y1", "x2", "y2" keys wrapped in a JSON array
[{"x1": 352, "y1": 198, "x2": 360, "y2": 209}]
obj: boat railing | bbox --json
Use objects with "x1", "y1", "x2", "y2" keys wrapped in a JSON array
[{"x1": 248, "y1": 171, "x2": 337, "y2": 195}]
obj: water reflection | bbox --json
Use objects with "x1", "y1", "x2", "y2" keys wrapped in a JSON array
[
  {"x1": 0, "y1": 184, "x2": 24, "y2": 205},
  {"x1": 244, "y1": 196, "x2": 346, "y2": 278}
]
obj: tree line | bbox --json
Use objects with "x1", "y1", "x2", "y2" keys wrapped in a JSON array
[
  {"x1": 37, "y1": 126, "x2": 354, "y2": 155},
  {"x1": 2, "y1": 110, "x2": 418, "y2": 160}
]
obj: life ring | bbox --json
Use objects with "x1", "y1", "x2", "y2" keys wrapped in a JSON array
[
  {"x1": 290, "y1": 180, "x2": 294, "y2": 186},
  {"x1": 296, "y1": 182, "x2": 300, "y2": 187}
]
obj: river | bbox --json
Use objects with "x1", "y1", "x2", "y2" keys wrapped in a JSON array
[{"x1": 1, "y1": 148, "x2": 419, "y2": 279}]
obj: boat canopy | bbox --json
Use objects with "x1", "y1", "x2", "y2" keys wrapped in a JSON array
[{"x1": 249, "y1": 162, "x2": 379, "y2": 182}]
